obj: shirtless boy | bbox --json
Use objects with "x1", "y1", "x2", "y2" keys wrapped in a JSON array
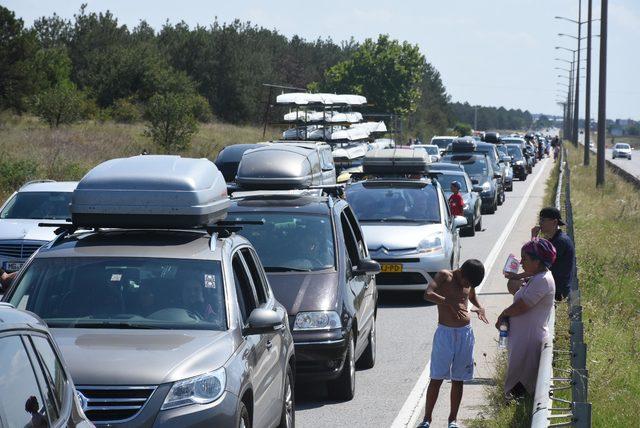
[{"x1": 417, "y1": 259, "x2": 488, "y2": 428}]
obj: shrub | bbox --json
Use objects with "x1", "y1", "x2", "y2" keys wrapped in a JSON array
[
  {"x1": 0, "y1": 157, "x2": 39, "y2": 190},
  {"x1": 453, "y1": 122, "x2": 472, "y2": 137},
  {"x1": 191, "y1": 95, "x2": 213, "y2": 123},
  {"x1": 31, "y1": 81, "x2": 86, "y2": 127},
  {"x1": 111, "y1": 97, "x2": 143, "y2": 123},
  {"x1": 144, "y1": 92, "x2": 198, "y2": 153}
]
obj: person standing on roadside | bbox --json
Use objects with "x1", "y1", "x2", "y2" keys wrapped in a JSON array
[
  {"x1": 505, "y1": 207, "x2": 575, "y2": 301},
  {"x1": 418, "y1": 260, "x2": 488, "y2": 428},
  {"x1": 448, "y1": 181, "x2": 465, "y2": 217}
]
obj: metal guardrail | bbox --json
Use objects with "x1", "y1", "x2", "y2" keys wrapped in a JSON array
[{"x1": 531, "y1": 146, "x2": 592, "y2": 428}]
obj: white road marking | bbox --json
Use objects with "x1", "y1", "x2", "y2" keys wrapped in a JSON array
[{"x1": 390, "y1": 159, "x2": 550, "y2": 428}]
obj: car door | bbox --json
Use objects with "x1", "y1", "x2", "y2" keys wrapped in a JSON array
[
  {"x1": 339, "y1": 208, "x2": 368, "y2": 357},
  {"x1": 240, "y1": 247, "x2": 285, "y2": 426},
  {"x1": 232, "y1": 250, "x2": 272, "y2": 426}
]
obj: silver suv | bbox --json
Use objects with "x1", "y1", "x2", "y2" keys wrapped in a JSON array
[{"x1": 0, "y1": 180, "x2": 77, "y2": 272}]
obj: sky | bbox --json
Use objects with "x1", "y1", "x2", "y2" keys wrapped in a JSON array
[{"x1": 3, "y1": 0, "x2": 639, "y2": 120}]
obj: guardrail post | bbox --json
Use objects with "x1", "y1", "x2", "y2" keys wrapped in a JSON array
[
  {"x1": 569, "y1": 319, "x2": 584, "y2": 346},
  {"x1": 571, "y1": 368, "x2": 589, "y2": 403},
  {"x1": 572, "y1": 401, "x2": 592, "y2": 428},
  {"x1": 571, "y1": 342, "x2": 587, "y2": 371}
]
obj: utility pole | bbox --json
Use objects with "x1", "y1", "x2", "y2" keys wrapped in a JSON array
[
  {"x1": 584, "y1": 0, "x2": 593, "y2": 165},
  {"x1": 572, "y1": 0, "x2": 582, "y2": 147},
  {"x1": 596, "y1": 0, "x2": 607, "y2": 186},
  {"x1": 474, "y1": 106, "x2": 478, "y2": 130}
]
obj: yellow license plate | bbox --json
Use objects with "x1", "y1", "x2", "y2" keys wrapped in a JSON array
[{"x1": 380, "y1": 263, "x2": 403, "y2": 273}]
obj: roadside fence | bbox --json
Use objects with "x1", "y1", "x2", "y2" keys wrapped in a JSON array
[{"x1": 531, "y1": 146, "x2": 592, "y2": 428}]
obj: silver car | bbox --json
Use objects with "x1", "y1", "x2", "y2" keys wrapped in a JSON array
[
  {"x1": 4, "y1": 229, "x2": 295, "y2": 428},
  {"x1": 612, "y1": 143, "x2": 632, "y2": 160},
  {"x1": 346, "y1": 178, "x2": 466, "y2": 291}
]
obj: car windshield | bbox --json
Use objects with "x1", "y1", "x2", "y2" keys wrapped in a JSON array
[
  {"x1": 422, "y1": 146, "x2": 439, "y2": 155},
  {"x1": 437, "y1": 175, "x2": 469, "y2": 192},
  {"x1": 442, "y1": 157, "x2": 489, "y2": 176},
  {"x1": 431, "y1": 138, "x2": 454, "y2": 149},
  {"x1": 346, "y1": 183, "x2": 441, "y2": 223},
  {"x1": 507, "y1": 146, "x2": 524, "y2": 160},
  {"x1": 228, "y1": 212, "x2": 335, "y2": 272},
  {"x1": 616, "y1": 144, "x2": 630, "y2": 149},
  {"x1": 8, "y1": 257, "x2": 226, "y2": 330},
  {"x1": 0, "y1": 192, "x2": 72, "y2": 220}
]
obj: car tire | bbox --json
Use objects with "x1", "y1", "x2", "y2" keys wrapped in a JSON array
[
  {"x1": 497, "y1": 191, "x2": 504, "y2": 206},
  {"x1": 358, "y1": 318, "x2": 376, "y2": 370},
  {"x1": 488, "y1": 198, "x2": 497, "y2": 214},
  {"x1": 238, "y1": 401, "x2": 251, "y2": 428},
  {"x1": 475, "y1": 214, "x2": 482, "y2": 231},
  {"x1": 277, "y1": 366, "x2": 295, "y2": 428},
  {"x1": 328, "y1": 334, "x2": 355, "y2": 401}
]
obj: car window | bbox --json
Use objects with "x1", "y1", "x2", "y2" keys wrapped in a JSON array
[
  {"x1": 0, "y1": 335, "x2": 50, "y2": 427},
  {"x1": 8, "y1": 257, "x2": 226, "y2": 331},
  {"x1": 240, "y1": 248, "x2": 268, "y2": 305},
  {"x1": 340, "y1": 212, "x2": 360, "y2": 268},
  {"x1": 29, "y1": 335, "x2": 69, "y2": 416},
  {"x1": 232, "y1": 252, "x2": 257, "y2": 324},
  {"x1": 437, "y1": 174, "x2": 469, "y2": 192},
  {"x1": 321, "y1": 149, "x2": 334, "y2": 170},
  {"x1": 228, "y1": 212, "x2": 335, "y2": 272},
  {"x1": 0, "y1": 191, "x2": 72, "y2": 220},
  {"x1": 342, "y1": 206, "x2": 367, "y2": 259}
]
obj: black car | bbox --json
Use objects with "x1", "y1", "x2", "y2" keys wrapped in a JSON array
[
  {"x1": 435, "y1": 169, "x2": 483, "y2": 236},
  {"x1": 228, "y1": 190, "x2": 379, "y2": 401},
  {"x1": 471, "y1": 142, "x2": 506, "y2": 205},
  {"x1": 441, "y1": 153, "x2": 500, "y2": 214},
  {"x1": 505, "y1": 144, "x2": 528, "y2": 180}
]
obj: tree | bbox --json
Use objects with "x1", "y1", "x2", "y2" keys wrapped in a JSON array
[
  {"x1": 453, "y1": 122, "x2": 472, "y2": 137},
  {"x1": 31, "y1": 81, "x2": 86, "y2": 127},
  {"x1": 321, "y1": 35, "x2": 426, "y2": 115},
  {"x1": 144, "y1": 93, "x2": 198, "y2": 152}
]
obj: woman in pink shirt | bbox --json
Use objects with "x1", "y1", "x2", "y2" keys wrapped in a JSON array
[{"x1": 496, "y1": 238, "x2": 556, "y2": 397}]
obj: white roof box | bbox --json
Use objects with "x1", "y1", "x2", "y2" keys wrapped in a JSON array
[
  {"x1": 71, "y1": 155, "x2": 230, "y2": 228},
  {"x1": 362, "y1": 148, "x2": 431, "y2": 175},
  {"x1": 276, "y1": 92, "x2": 367, "y2": 106}
]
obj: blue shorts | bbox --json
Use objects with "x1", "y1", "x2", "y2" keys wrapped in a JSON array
[{"x1": 430, "y1": 324, "x2": 475, "y2": 381}]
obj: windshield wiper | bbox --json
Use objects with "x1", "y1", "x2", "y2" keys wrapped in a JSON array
[
  {"x1": 70, "y1": 321, "x2": 159, "y2": 329},
  {"x1": 264, "y1": 266, "x2": 313, "y2": 272}
]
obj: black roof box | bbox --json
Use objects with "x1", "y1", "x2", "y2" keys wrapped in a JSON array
[
  {"x1": 362, "y1": 148, "x2": 431, "y2": 175},
  {"x1": 450, "y1": 138, "x2": 477, "y2": 153},
  {"x1": 71, "y1": 156, "x2": 230, "y2": 228},
  {"x1": 483, "y1": 132, "x2": 500, "y2": 143},
  {"x1": 215, "y1": 144, "x2": 266, "y2": 182}
]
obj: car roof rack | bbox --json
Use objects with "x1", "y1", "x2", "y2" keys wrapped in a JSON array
[{"x1": 20, "y1": 179, "x2": 57, "y2": 189}]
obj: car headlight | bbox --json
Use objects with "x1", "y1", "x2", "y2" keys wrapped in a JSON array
[
  {"x1": 417, "y1": 235, "x2": 443, "y2": 254},
  {"x1": 162, "y1": 368, "x2": 226, "y2": 410},
  {"x1": 515, "y1": 160, "x2": 524, "y2": 165},
  {"x1": 294, "y1": 311, "x2": 341, "y2": 331},
  {"x1": 482, "y1": 182, "x2": 491, "y2": 191}
]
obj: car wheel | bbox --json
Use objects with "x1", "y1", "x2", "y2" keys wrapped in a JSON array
[
  {"x1": 358, "y1": 318, "x2": 376, "y2": 369},
  {"x1": 475, "y1": 214, "x2": 482, "y2": 231},
  {"x1": 497, "y1": 190, "x2": 504, "y2": 206},
  {"x1": 488, "y1": 198, "x2": 497, "y2": 214},
  {"x1": 328, "y1": 334, "x2": 355, "y2": 401},
  {"x1": 277, "y1": 366, "x2": 295, "y2": 428},
  {"x1": 238, "y1": 401, "x2": 251, "y2": 428}
]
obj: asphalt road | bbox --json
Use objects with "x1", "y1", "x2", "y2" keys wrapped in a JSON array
[
  {"x1": 607, "y1": 148, "x2": 640, "y2": 179},
  {"x1": 295, "y1": 158, "x2": 553, "y2": 428}
]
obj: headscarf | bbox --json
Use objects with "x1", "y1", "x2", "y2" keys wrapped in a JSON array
[{"x1": 522, "y1": 238, "x2": 557, "y2": 268}]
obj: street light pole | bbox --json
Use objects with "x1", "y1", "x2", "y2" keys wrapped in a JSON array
[
  {"x1": 596, "y1": 0, "x2": 608, "y2": 186},
  {"x1": 572, "y1": 0, "x2": 582, "y2": 147},
  {"x1": 568, "y1": 53, "x2": 575, "y2": 141},
  {"x1": 584, "y1": 0, "x2": 592, "y2": 165}
]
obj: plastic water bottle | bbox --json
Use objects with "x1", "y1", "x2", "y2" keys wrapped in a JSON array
[{"x1": 498, "y1": 321, "x2": 509, "y2": 349}]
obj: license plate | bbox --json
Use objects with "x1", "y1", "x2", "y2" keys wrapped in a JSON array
[
  {"x1": 380, "y1": 263, "x2": 403, "y2": 273},
  {"x1": 3, "y1": 261, "x2": 23, "y2": 272}
]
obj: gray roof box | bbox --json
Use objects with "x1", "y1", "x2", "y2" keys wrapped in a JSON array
[
  {"x1": 215, "y1": 143, "x2": 266, "y2": 182},
  {"x1": 235, "y1": 145, "x2": 324, "y2": 190},
  {"x1": 71, "y1": 155, "x2": 230, "y2": 228},
  {"x1": 362, "y1": 148, "x2": 431, "y2": 175}
]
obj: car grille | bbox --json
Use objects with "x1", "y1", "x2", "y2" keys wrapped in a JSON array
[
  {"x1": 77, "y1": 385, "x2": 156, "y2": 424},
  {"x1": 0, "y1": 241, "x2": 46, "y2": 259},
  {"x1": 376, "y1": 272, "x2": 429, "y2": 286}
]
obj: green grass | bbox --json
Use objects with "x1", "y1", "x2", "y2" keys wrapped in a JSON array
[
  {"x1": 0, "y1": 114, "x2": 278, "y2": 200},
  {"x1": 564, "y1": 143, "x2": 640, "y2": 426}
]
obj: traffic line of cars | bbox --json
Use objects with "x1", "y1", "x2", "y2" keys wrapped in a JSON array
[{"x1": 0, "y1": 132, "x2": 544, "y2": 427}]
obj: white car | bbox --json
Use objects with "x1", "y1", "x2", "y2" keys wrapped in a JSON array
[
  {"x1": 346, "y1": 177, "x2": 466, "y2": 291},
  {"x1": 0, "y1": 180, "x2": 77, "y2": 272},
  {"x1": 411, "y1": 144, "x2": 441, "y2": 163},
  {"x1": 430, "y1": 136, "x2": 457, "y2": 155},
  {"x1": 612, "y1": 143, "x2": 632, "y2": 160}
]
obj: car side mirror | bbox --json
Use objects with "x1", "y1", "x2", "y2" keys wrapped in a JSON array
[
  {"x1": 472, "y1": 185, "x2": 483, "y2": 193},
  {"x1": 453, "y1": 216, "x2": 468, "y2": 228},
  {"x1": 243, "y1": 308, "x2": 283, "y2": 336},
  {"x1": 352, "y1": 258, "x2": 381, "y2": 276},
  {"x1": 471, "y1": 179, "x2": 479, "y2": 185}
]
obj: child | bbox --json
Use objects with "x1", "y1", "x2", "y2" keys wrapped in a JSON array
[
  {"x1": 418, "y1": 259, "x2": 488, "y2": 428},
  {"x1": 448, "y1": 181, "x2": 464, "y2": 217}
]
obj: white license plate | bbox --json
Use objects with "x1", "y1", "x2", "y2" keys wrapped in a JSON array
[{"x1": 3, "y1": 261, "x2": 23, "y2": 272}]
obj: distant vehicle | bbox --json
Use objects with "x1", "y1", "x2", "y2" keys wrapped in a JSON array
[
  {"x1": 412, "y1": 144, "x2": 441, "y2": 162},
  {"x1": 4, "y1": 156, "x2": 296, "y2": 427},
  {"x1": 495, "y1": 145, "x2": 514, "y2": 191},
  {"x1": 430, "y1": 136, "x2": 457, "y2": 155},
  {"x1": 441, "y1": 153, "x2": 500, "y2": 214},
  {"x1": 0, "y1": 180, "x2": 77, "y2": 272},
  {"x1": 345, "y1": 149, "x2": 466, "y2": 292},
  {"x1": 612, "y1": 143, "x2": 632, "y2": 160},
  {"x1": 0, "y1": 303, "x2": 93, "y2": 427},
  {"x1": 483, "y1": 132, "x2": 500, "y2": 143},
  {"x1": 431, "y1": 168, "x2": 483, "y2": 236},
  {"x1": 505, "y1": 144, "x2": 528, "y2": 181}
]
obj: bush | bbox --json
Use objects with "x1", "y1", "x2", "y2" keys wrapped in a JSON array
[
  {"x1": 191, "y1": 95, "x2": 213, "y2": 123},
  {"x1": 0, "y1": 157, "x2": 39, "y2": 190},
  {"x1": 111, "y1": 97, "x2": 142, "y2": 123},
  {"x1": 144, "y1": 92, "x2": 198, "y2": 153},
  {"x1": 453, "y1": 122, "x2": 472, "y2": 137},
  {"x1": 31, "y1": 81, "x2": 86, "y2": 127}
]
